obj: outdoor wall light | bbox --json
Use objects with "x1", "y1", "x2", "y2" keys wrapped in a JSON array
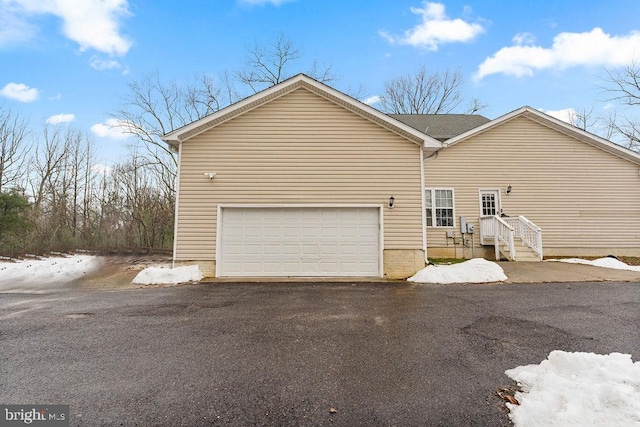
[
  {"x1": 388, "y1": 195, "x2": 395, "y2": 209},
  {"x1": 506, "y1": 184, "x2": 512, "y2": 194},
  {"x1": 204, "y1": 172, "x2": 216, "y2": 180}
]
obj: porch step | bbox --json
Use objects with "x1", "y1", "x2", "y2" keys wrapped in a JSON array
[
  {"x1": 512, "y1": 240, "x2": 541, "y2": 262},
  {"x1": 499, "y1": 239, "x2": 541, "y2": 262}
]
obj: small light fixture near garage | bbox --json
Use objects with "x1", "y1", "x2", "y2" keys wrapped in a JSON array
[
  {"x1": 506, "y1": 184, "x2": 512, "y2": 194},
  {"x1": 204, "y1": 172, "x2": 216, "y2": 180},
  {"x1": 388, "y1": 195, "x2": 395, "y2": 209}
]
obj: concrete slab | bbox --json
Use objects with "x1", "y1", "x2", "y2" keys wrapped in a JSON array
[{"x1": 499, "y1": 261, "x2": 640, "y2": 283}]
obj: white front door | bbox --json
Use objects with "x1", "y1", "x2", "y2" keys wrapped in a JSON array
[{"x1": 479, "y1": 189, "x2": 501, "y2": 217}]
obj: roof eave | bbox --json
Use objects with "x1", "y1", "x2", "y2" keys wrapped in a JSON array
[{"x1": 442, "y1": 106, "x2": 640, "y2": 165}]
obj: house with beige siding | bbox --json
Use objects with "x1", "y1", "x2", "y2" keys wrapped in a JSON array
[
  {"x1": 415, "y1": 106, "x2": 640, "y2": 261},
  {"x1": 163, "y1": 74, "x2": 441, "y2": 279},
  {"x1": 163, "y1": 74, "x2": 640, "y2": 279}
]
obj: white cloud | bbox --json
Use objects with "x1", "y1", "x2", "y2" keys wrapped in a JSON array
[
  {"x1": 90, "y1": 118, "x2": 132, "y2": 140},
  {"x1": 89, "y1": 56, "x2": 129, "y2": 74},
  {"x1": 0, "y1": 82, "x2": 39, "y2": 102},
  {"x1": 238, "y1": 0, "x2": 295, "y2": 5},
  {"x1": 512, "y1": 32, "x2": 536, "y2": 46},
  {"x1": 45, "y1": 113, "x2": 75, "y2": 124},
  {"x1": 475, "y1": 27, "x2": 640, "y2": 80},
  {"x1": 89, "y1": 57, "x2": 122, "y2": 70},
  {"x1": 542, "y1": 108, "x2": 576, "y2": 124},
  {"x1": 2, "y1": 0, "x2": 132, "y2": 56},
  {"x1": 380, "y1": 2, "x2": 484, "y2": 51},
  {"x1": 0, "y1": 5, "x2": 36, "y2": 45},
  {"x1": 363, "y1": 95, "x2": 380, "y2": 106}
]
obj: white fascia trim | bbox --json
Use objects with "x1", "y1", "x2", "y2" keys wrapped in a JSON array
[
  {"x1": 444, "y1": 106, "x2": 528, "y2": 147},
  {"x1": 218, "y1": 203, "x2": 385, "y2": 209},
  {"x1": 162, "y1": 74, "x2": 441, "y2": 149},
  {"x1": 171, "y1": 142, "x2": 182, "y2": 267},
  {"x1": 162, "y1": 77, "x2": 298, "y2": 145},
  {"x1": 525, "y1": 107, "x2": 640, "y2": 164},
  {"x1": 444, "y1": 106, "x2": 640, "y2": 164},
  {"x1": 302, "y1": 79, "x2": 442, "y2": 149}
]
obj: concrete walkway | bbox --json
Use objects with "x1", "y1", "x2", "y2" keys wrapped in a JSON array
[{"x1": 499, "y1": 260, "x2": 640, "y2": 283}]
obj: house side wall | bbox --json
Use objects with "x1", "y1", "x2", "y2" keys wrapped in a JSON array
[
  {"x1": 424, "y1": 116, "x2": 640, "y2": 258},
  {"x1": 176, "y1": 87, "x2": 425, "y2": 278}
]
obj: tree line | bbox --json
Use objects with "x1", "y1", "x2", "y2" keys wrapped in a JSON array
[
  {"x1": 0, "y1": 118, "x2": 176, "y2": 256},
  {"x1": 2, "y1": 34, "x2": 640, "y2": 257}
]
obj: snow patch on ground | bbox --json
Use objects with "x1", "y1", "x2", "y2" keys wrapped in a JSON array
[
  {"x1": 0, "y1": 255, "x2": 102, "y2": 293},
  {"x1": 408, "y1": 258, "x2": 507, "y2": 284},
  {"x1": 132, "y1": 265, "x2": 203, "y2": 285},
  {"x1": 553, "y1": 257, "x2": 640, "y2": 272},
  {"x1": 506, "y1": 350, "x2": 640, "y2": 426}
]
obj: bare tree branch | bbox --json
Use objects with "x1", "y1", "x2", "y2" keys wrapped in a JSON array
[
  {"x1": 235, "y1": 33, "x2": 335, "y2": 94},
  {"x1": 111, "y1": 70, "x2": 226, "y2": 194},
  {"x1": 379, "y1": 67, "x2": 478, "y2": 114},
  {"x1": 605, "y1": 61, "x2": 640, "y2": 107},
  {"x1": 0, "y1": 106, "x2": 31, "y2": 193}
]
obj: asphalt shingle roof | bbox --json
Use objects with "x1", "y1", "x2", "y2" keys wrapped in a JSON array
[{"x1": 390, "y1": 114, "x2": 491, "y2": 142}]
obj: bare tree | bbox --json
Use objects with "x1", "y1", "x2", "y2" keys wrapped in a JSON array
[
  {"x1": 235, "y1": 33, "x2": 335, "y2": 94},
  {"x1": 0, "y1": 106, "x2": 30, "y2": 193},
  {"x1": 606, "y1": 61, "x2": 640, "y2": 106},
  {"x1": 30, "y1": 125, "x2": 71, "y2": 211},
  {"x1": 603, "y1": 112, "x2": 640, "y2": 151},
  {"x1": 603, "y1": 61, "x2": 640, "y2": 148},
  {"x1": 568, "y1": 106, "x2": 597, "y2": 131},
  {"x1": 379, "y1": 67, "x2": 481, "y2": 115},
  {"x1": 111, "y1": 71, "x2": 224, "y2": 193}
]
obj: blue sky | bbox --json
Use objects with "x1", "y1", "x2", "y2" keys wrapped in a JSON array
[{"x1": 2, "y1": 0, "x2": 640, "y2": 163}]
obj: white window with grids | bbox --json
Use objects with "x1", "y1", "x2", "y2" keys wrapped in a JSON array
[{"x1": 425, "y1": 188, "x2": 455, "y2": 227}]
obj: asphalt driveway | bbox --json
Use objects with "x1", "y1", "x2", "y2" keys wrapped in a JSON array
[{"x1": 1, "y1": 281, "x2": 639, "y2": 426}]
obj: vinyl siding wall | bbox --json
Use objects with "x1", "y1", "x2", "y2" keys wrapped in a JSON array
[
  {"x1": 176, "y1": 87, "x2": 424, "y2": 262},
  {"x1": 424, "y1": 116, "x2": 640, "y2": 257}
]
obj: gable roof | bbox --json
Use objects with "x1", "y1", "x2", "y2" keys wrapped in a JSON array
[
  {"x1": 162, "y1": 74, "x2": 442, "y2": 150},
  {"x1": 443, "y1": 106, "x2": 640, "y2": 165},
  {"x1": 390, "y1": 114, "x2": 490, "y2": 141}
]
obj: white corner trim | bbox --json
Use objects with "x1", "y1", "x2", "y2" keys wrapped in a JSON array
[
  {"x1": 171, "y1": 142, "x2": 182, "y2": 267},
  {"x1": 215, "y1": 205, "x2": 223, "y2": 277},
  {"x1": 419, "y1": 147, "x2": 428, "y2": 261}
]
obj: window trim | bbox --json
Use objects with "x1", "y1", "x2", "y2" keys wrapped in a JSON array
[{"x1": 425, "y1": 188, "x2": 456, "y2": 228}]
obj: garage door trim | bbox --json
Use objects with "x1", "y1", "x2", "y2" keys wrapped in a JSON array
[{"x1": 216, "y1": 204, "x2": 384, "y2": 277}]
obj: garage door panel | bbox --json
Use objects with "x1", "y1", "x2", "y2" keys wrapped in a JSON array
[{"x1": 218, "y1": 207, "x2": 380, "y2": 277}]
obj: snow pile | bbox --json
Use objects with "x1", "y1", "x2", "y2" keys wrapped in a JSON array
[
  {"x1": 408, "y1": 258, "x2": 507, "y2": 284},
  {"x1": 554, "y1": 257, "x2": 640, "y2": 272},
  {"x1": 0, "y1": 255, "x2": 101, "y2": 292},
  {"x1": 132, "y1": 264, "x2": 203, "y2": 285},
  {"x1": 506, "y1": 351, "x2": 640, "y2": 426}
]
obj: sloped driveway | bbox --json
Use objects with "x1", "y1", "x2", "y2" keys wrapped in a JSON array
[{"x1": 1, "y1": 280, "x2": 638, "y2": 426}]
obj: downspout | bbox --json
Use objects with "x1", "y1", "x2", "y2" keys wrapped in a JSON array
[
  {"x1": 422, "y1": 144, "x2": 443, "y2": 264},
  {"x1": 420, "y1": 146, "x2": 428, "y2": 263},
  {"x1": 171, "y1": 141, "x2": 182, "y2": 268}
]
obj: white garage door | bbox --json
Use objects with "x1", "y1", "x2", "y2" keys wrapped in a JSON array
[{"x1": 218, "y1": 207, "x2": 380, "y2": 277}]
